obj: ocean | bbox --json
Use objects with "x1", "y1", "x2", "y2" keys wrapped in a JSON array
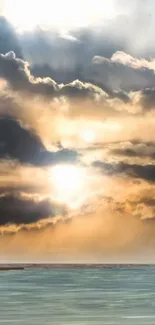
[{"x1": 0, "y1": 266, "x2": 155, "y2": 324}]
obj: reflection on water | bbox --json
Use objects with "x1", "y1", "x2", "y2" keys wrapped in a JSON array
[{"x1": 0, "y1": 266, "x2": 155, "y2": 324}]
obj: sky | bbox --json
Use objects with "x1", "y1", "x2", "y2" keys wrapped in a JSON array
[{"x1": 1, "y1": 0, "x2": 155, "y2": 262}]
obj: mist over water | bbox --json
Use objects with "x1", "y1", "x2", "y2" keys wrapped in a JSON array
[{"x1": 0, "y1": 266, "x2": 155, "y2": 324}]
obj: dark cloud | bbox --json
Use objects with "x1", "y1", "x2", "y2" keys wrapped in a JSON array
[
  {"x1": 16, "y1": 9, "x2": 155, "y2": 90},
  {"x1": 140, "y1": 88, "x2": 155, "y2": 110},
  {"x1": 21, "y1": 27, "x2": 121, "y2": 84},
  {"x1": 30, "y1": 48, "x2": 155, "y2": 94},
  {"x1": 0, "y1": 51, "x2": 59, "y2": 97},
  {"x1": 0, "y1": 193, "x2": 67, "y2": 226},
  {"x1": 0, "y1": 118, "x2": 79, "y2": 165},
  {"x1": 111, "y1": 141, "x2": 155, "y2": 159},
  {"x1": 31, "y1": 64, "x2": 130, "y2": 103},
  {"x1": 0, "y1": 8, "x2": 155, "y2": 93},
  {"x1": 0, "y1": 16, "x2": 22, "y2": 57},
  {"x1": 60, "y1": 80, "x2": 103, "y2": 100},
  {"x1": 93, "y1": 160, "x2": 155, "y2": 181},
  {"x1": 90, "y1": 53, "x2": 155, "y2": 92},
  {"x1": 21, "y1": 11, "x2": 155, "y2": 85},
  {"x1": 0, "y1": 51, "x2": 107, "y2": 102}
]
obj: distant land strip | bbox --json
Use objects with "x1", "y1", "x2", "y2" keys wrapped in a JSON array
[{"x1": 0, "y1": 264, "x2": 155, "y2": 270}]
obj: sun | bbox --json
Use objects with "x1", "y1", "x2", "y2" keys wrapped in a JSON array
[
  {"x1": 81, "y1": 129, "x2": 96, "y2": 144},
  {"x1": 49, "y1": 165, "x2": 86, "y2": 208}
]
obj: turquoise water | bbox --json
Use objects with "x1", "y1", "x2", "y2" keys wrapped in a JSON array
[{"x1": 0, "y1": 266, "x2": 155, "y2": 324}]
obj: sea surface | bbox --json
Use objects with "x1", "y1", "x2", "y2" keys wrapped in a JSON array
[{"x1": 0, "y1": 266, "x2": 155, "y2": 324}]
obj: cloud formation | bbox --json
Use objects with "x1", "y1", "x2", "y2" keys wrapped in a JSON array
[
  {"x1": 0, "y1": 16, "x2": 22, "y2": 57},
  {"x1": 91, "y1": 52, "x2": 155, "y2": 91},
  {"x1": 1, "y1": 3, "x2": 155, "y2": 262},
  {"x1": 0, "y1": 118, "x2": 79, "y2": 165},
  {"x1": 0, "y1": 192, "x2": 67, "y2": 226}
]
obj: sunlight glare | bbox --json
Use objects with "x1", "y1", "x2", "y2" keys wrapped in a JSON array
[
  {"x1": 2, "y1": 0, "x2": 116, "y2": 31},
  {"x1": 81, "y1": 129, "x2": 96, "y2": 144},
  {"x1": 49, "y1": 165, "x2": 86, "y2": 208}
]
